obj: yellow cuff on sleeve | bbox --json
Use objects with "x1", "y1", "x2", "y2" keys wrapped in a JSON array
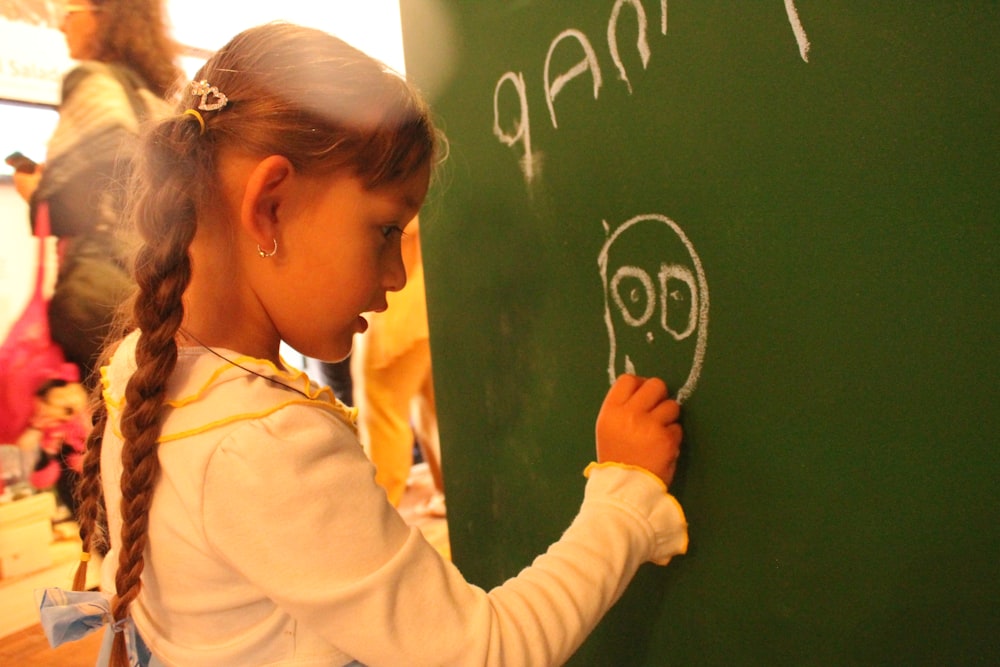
[{"x1": 583, "y1": 461, "x2": 668, "y2": 494}]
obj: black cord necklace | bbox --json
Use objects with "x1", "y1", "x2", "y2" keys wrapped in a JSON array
[{"x1": 177, "y1": 327, "x2": 311, "y2": 398}]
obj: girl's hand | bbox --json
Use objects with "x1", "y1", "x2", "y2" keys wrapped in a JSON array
[{"x1": 595, "y1": 374, "x2": 683, "y2": 486}]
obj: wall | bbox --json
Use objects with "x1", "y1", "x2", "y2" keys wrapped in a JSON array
[{"x1": 0, "y1": 182, "x2": 39, "y2": 342}]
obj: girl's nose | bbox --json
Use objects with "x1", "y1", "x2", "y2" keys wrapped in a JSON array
[{"x1": 384, "y1": 247, "x2": 407, "y2": 293}]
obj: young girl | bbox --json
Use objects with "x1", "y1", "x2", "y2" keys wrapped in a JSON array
[{"x1": 50, "y1": 22, "x2": 688, "y2": 667}]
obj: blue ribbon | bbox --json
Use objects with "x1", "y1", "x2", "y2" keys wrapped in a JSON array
[{"x1": 36, "y1": 588, "x2": 152, "y2": 667}]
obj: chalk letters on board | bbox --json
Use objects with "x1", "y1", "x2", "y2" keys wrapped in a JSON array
[
  {"x1": 544, "y1": 29, "x2": 603, "y2": 130},
  {"x1": 492, "y1": 0, "x2": 810, "y2": 183},
  {"x1": 608, "y1": 0, "x2": 653, "y2": 95},
  {"x1": 492, "y1": 71, "x2": 535, "y2": 182}
]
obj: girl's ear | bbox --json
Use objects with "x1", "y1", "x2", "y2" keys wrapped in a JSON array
[{"x1": 240, "y1": 155, "x2": 294, "y2": 250}]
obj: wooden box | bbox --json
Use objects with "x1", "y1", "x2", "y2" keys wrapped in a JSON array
[{"x1": 0, "y1": 493, "x2": 55, "y2": 579}]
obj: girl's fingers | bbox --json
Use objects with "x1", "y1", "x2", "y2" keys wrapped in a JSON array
[
  {"x1": 628, "y1": 376, "x2": 669, "y2": 411},
  {"x1": 606, "y1": 374, "x2": 644, "y2": 405},
  {"x1": 665, "y1": 422, "x2": 683, "y2": 446},
  {"x1": 650, "y1": 398, "x2": 681, "y2": 425}
]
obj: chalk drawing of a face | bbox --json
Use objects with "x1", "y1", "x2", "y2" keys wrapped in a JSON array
[{"x1": 598, "y1": 214, "x2": 709, "y2": 403}]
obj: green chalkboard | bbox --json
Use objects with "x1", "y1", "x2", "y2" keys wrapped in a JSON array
[{"x1": 400, "y1": 2, "x2": 998, "y2": 664}]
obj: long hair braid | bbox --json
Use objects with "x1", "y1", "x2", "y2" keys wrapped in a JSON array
[
  {"x1": 72, "y1": 399, "x2": 109, "y2": 590},
  {"x1": 102, "y1": 109, "x2": 203, "y2": 666}
]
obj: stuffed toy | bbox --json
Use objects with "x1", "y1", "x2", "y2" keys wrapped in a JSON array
[{"x1": 17, "y1": 379, "x2": 90, "y2": 517}]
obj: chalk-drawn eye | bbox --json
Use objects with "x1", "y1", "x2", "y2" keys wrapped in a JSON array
[
  {"x1": 610, "y1": 266, "x2": 655, "y2": 327},
  {"x1": 659, "y1": 263, "x2": 698, "y2": 341}
]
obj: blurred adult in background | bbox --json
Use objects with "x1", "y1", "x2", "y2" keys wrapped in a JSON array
[
  {"x1": 12, "y1": 0, "x2": 182, "y2": 389},
  {"x1": 316, "y1": 355, "x2": 354, "y2": 406},
  {"x1": 353, "y1": 217, "x2": 445, "y2": 513}
]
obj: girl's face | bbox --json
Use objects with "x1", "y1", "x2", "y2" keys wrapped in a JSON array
[
  {"x1": 264, "y1": 164, "x2": 431, "y2": 363},
  {"x1": 59, "y1": 1, "x2": 101, "y2": 60}
]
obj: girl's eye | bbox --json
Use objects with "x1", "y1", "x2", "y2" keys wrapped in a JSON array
[{"x1": 381, "y1": 225, "x2": 404, "y2": 239}]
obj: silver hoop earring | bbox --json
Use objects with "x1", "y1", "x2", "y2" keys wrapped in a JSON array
[{"x1": 257, "y1": 238, "x2": 278, "y2": 258}]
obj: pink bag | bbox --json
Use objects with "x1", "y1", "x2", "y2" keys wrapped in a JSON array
[{"x1": 0, "y1": 202, "x2": 79, "y2": 443}]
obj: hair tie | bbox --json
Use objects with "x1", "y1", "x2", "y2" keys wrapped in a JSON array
[
  {"x1": 182, "y1": 108, "x2": 206, "y2": 136},
  {"x1": 80, "y1": 551, "x2": 91, "y2": 562}
]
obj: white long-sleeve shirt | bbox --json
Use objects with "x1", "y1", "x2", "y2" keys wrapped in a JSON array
[{"x1": 100, "y1": 331, "x2": 688, "y2": 666}]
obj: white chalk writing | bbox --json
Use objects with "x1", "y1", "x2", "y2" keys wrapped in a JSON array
[
  {"x1": 544, "y1": 29, "x2": 602, "y2": 130},
  {"x1": 608, "y1": 0, "x2": 652, "y2": 95},
  {"x1": 785, "y1": 0, "x2": 811, "y2": 62},
  {"x1": 492, "y1": 0, "x2": 810, "y2": 183},
  {"x1": 599, "y1": 214, "x2": 709, "y2": 403}
]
